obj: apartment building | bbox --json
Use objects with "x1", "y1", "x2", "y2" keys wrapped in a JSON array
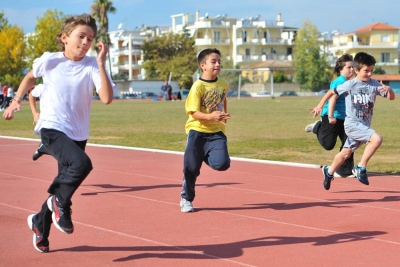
[
  {"x1": 107, "y1": 27, "x2": 146, "y2": 80},
  {"x1": 329, "y1": 22, "x2": 400, "y2": 74},
  {"x1": 170, "y1": 11, "x2": 297, "y2": 67}
]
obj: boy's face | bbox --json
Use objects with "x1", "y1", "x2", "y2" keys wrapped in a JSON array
[
  {"x1": 62, "y1": 25, "x2": 95, "y2": 60},
  {"x1": 200, "y1": 53, "x2": 221, "y2": 78},
  {"x1": 341, "y1": 61, "x2": 354, "y2": 80},
  {"x1": 355, "y1": 65, "x2": 374, "y2": 82}
]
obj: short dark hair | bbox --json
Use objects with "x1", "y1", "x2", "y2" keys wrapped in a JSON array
[
  {"x1": 197, "y1": 48, "x2": 221, "y2": 66},
  {"x1": 353, "y1": 52, "x2": 376, "y2": 70},
  {"x1": 334, "y1": 54, "x2": 353, "y2": 76}
]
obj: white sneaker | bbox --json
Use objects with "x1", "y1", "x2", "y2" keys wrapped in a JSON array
[
  {"x1": 180, "y1": 198, "x2": 194, "y2": 212},
  {"x1": 305, "y1": 121, "x2": 319, "y2": 133},
  {"x1": 334, "y1": 172, "x2": 356, "y2": 178}
]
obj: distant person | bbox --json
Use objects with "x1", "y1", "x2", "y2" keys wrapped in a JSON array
[
  {"x1": 309, "y1": 52, "x2": 395, "y2": 190},
  {"x1": 161, "y1": 80, "x2": 168, "y2": 100},
  {"x1": 305, "y1": 54, "x2": 355, "y2": 178},
  {"x1": 0, "y1": 83, "x2": 8, "y2": 110},
  {"x1": 0, "y1": 82, "x2": 3, "y2": 110},
  {"x1": 3, "y1": 84, "x2": 14, "y2": 108},
  {"x1": 180, "y1": 48, "x2": 231, "y2": 212},
  {"x1": 3, "y1": 13, "x2": 115, "y2": 253},
  {"x1": 166, "y1": 82, "x2": 172, "y2": 100}
]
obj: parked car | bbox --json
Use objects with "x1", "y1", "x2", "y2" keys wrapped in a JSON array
[
  {"x1": 252, "y1": 90, "x2": 271, "y2": 97},
  {"x1": 280, "y1": 91, "x2": 298, "y2": 97},
  {"x1": 141, "y1": 92, "x2": 158, "y2": 99},
  {"x1": 227, "y1": 90, "x2": 252, "y2": 97},
  {"x1": 316, "y1": 89, "x2": 329, "y2": 96}
]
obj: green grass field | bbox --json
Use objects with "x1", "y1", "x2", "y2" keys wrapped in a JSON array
[{"x1": 2, "y1": 96, "x2": 399, "y2": 174}]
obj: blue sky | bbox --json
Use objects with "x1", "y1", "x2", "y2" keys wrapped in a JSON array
[{"x1": 2, "y1": 0, "x2": 400, "y2": 35}]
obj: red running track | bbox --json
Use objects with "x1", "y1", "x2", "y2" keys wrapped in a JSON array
[{"x1": 1, "y1": 136, "x2": 400, "y2": 267}]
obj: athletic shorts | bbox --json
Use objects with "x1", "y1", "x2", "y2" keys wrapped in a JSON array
[{"x1": 344, "y1": 120, "x2": 375, "y2": 152}]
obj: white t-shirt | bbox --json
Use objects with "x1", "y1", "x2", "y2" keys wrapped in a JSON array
[
  {"x1": 33, "y1": 52, "x2": 115, "y2": 141},
  {"x1": 7, "y1": 87, "x2": 13, "y2": 97}
]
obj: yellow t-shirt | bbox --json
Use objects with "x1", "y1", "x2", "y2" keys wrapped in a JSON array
[{"x1": 185, "y1": 78, "x2": 228, "y2": 134}]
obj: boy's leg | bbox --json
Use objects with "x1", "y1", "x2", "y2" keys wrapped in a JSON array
[
  {"x1": 359, "y1": 133, "x2": 383, "y2": 167},
  {"x1": 315, "y1": 116, "x2": 339, "y2": 150},
  {"x1": 323, "y1": 147, "x2": 352, "y2": 190},
  {"x1": 27, "y1": 197, "x2": 52, "y2": 252},
  {"x1": 181, "y1": 130, "x2": 204, "y2": 204},
  {"x1": 335, "y1": 120, "x2": 355, "y2": 177},
  {"x1": 41, "y1": 128, "x2": 92, "y2": 233},
  {"x1": 203, "y1": 132, "x2": 230, "y2": 171}
]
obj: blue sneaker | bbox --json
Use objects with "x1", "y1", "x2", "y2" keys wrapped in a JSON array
[
  {"x1": 352, "y1": 165, "x2": 369, "y2": 185},
  {"x1": 322, "y1": 165, "x2": 334, "y2": 190}
]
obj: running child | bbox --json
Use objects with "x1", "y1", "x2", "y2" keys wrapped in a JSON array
[{"x1": 3, "y1": 13, "x2": 115, "y2": 252}]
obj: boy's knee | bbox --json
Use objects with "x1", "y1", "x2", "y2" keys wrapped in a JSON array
[
  {"x1": 75, "y1": 155, "x2": 93, "y2": 177},
  {"x1": 370, "y1": 133, "x2": 383, "y2": 145},
  {"x1": 211, "y1": 160, "x2": 230, "y2": 171}
]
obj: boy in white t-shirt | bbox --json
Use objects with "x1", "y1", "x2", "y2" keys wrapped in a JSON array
[{"x1": 3, "y1": 14, "x2": 115, "y2": 253}]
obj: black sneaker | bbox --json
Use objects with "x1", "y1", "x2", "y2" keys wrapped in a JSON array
[
  {"x1": 47, "y1": 195, "x2": 74, "y2": 234},
  {"x1": 32, "y1": 143, "x2": 44, "y2": 161},
  {"x1": 322, "y1": 165, "x2": 334, "y2": 190},
  {"x1": 27, "y1": 214, "x2": 49, "y2": 253},
  {"x1": 352, "y1": 165, "x2": 369, "y2": 185}
]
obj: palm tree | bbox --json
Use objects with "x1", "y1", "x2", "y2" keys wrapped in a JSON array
[{"x1": 90, "y1": 0, "x2": 116, "y2": 75}]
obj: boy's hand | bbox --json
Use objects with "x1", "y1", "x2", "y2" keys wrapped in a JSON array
[
  {"x1": 378, "y1": 81, "x2": 390, "y2": 96},
  {"x1": 309, "y1": 106, "x2": 322, "y2": 118},
  {"x1": 2, "y1": 100, "x2": 20, "y2": 120},
  {"x1": 33, "y1": 112, "x2": 40, "y2": 125},
  {"x1": 210, "y1": 111, "x2": 231, "y2": 125},
  {"x1": 328, "y1": 117, "x2": 337, "y2": 125},
  {"x1": 96, "y1": 41, "x2": 108, "y2": 64}
]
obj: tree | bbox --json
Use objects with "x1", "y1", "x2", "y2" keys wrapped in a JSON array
[
  {"x1": 26, "y1": 9, "x2": 65, "y2": 68},
  {"x1": 141, "y1": 28, "x2": 198, "y2": 89},
  {"x1": 373, "y1": 66, "x2": 386, "y2": 74},
  {"x1": 293, "y1": 19, "x2": 331, "y2": 91},
  {"x1": 91, "y1": 0, "x2": 116, "y2": 74},
  {"x1": 0, "y1": 10, "x2": 9, "y2": 30},
  {"x1": 0, "y1": 24, "x2": 26, "y2": 86}
]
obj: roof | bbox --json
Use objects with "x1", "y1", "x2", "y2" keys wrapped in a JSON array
[
  {"x1": 354, "y1": 22, "x2": 400, "y2": 33},
  {"x1": 371, "y1": 74, "x2": 400, "y2": 81},
  {"x1": 242, "y1": 60, "x2": 293, "y2": 70}
]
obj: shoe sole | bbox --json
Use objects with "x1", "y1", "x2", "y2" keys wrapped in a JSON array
[
  {"x1": 27, "y1": 214, "x2": 49, "y2": 253},
  {"x1": 47, "y1": 197, "x2": 74, "y2": 234}
]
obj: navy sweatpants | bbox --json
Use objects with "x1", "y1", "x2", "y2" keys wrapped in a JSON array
[{"x1": 181, "y1": 130, "x2": 230, "y2": 202}]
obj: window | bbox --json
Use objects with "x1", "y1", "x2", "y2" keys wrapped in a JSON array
[
  {"x1": 261, "y1": 48, "x2": 267, "y2": 55},
  {"x1": 214, "y1": 31, "x2": 221, "y2": 43},
  {"x1": 381, "y1": 53, "x2": 390, "y2": 62},
  {"x1": 381, "y1": 35, "x2": 390, "y2": 42},
  {"x1": 197, "y1": 32, "x2": 203, "y2": 38}
]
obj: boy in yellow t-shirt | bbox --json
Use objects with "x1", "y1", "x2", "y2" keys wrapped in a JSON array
[{"x1": 180, "y1": 48, "x2": 231, "y2": 212}]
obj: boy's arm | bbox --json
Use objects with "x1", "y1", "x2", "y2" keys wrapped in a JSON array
[
  {"x1": 378, "y1": 81, "x2": 395, "y2": 100},
  {"x1": 309, "y1": 90, "x2": 335, "y2": 118},
  {"x1": 328, "y1": 94, "x2": 339, "y2": 125},
  {"x1": 96, "y1": 41, "x2": 114, "y2": 105},
  {"x1": 3, "y1": 70, "x2": 37, "y2": 120},
  {"x1": 29, "y1": 91, "x2": 40, "y2": 124}
]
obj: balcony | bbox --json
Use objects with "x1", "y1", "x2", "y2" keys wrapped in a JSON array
[
  {"x1": 236, "y1": 37, "x2": 292, "y2": 45},
  {"x1": 236, "y1": 53, "x2": 292, "y2": 63},
  {"x1": 195, "y1": 38, "x2": 230, "y2": 46}
]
